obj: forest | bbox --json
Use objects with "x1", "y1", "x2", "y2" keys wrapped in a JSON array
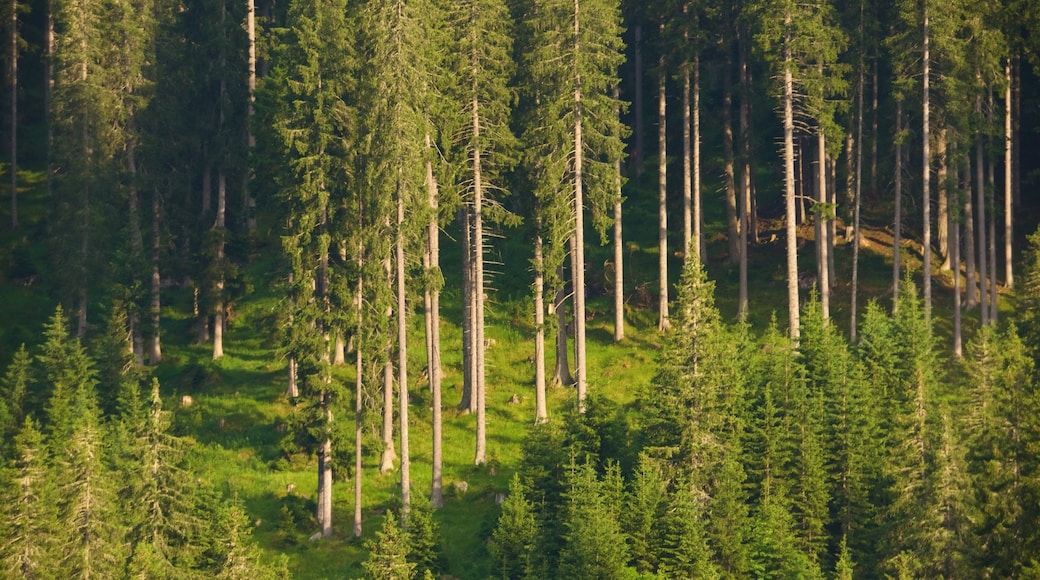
[{"x1": 3, "y1": 0, "x2": 1040, "y2": 577}]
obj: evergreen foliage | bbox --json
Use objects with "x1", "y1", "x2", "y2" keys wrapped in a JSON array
[{"x1": 363, "y1": 511, "x2": 415, "y2": 580}]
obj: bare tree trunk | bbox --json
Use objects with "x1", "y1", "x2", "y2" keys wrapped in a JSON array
[
  {"x1": 318, "y1": 423, "x2": 332, "y2": 537},
  {"x1": 613, "y1": 86, "x2": 624, "y2": 342},
  {"x1": 953, "y1": 165, "x2": 963, "y2": 358},
  {"x1": 783, "y1": 26, "x2": 800, "y2": 339},
  {"x1": 287, "y1": 356, "x2": 298, "y2": 398},
  {"x1": 817, "y1": 129, "x2": 830, "y2": 321},
  {"x1": 458, "y1": 208, "x2": 474, "y2": 412},
  {"x1": 396, "y1": 182, "x2": 410, "y2": 511},
  {"x1": 976, "y1": 107, "x2": 988, "y2": 326},
  {"x1": 425, "y1": 133, "x2": 443, "y2": 505},
  {"x1": 693, "y1": 56, "x2": 703, "y2": 260},
  {"x1": 1005, "y1": 60, "x2": 1013, "y2": 290},
  {"x1": 213, "y1": 172, "x2": 226, "y2": 359},
  {"x1": 632, "y1": 24, "x2": 643, "y2": 175},
  {"x1": 128, "y1": 142, "x2": 145, "y2": 363},
  {"x1": 737, "y1": 33, "x2": 750, "y2": 322},
  {"x1": 534, "y1": 226, "x2": 547, "y2": 423},
  {"x1": 354, "y1": 266, "x2": 364, "y2": 535},
  {"x1": 922, "y1": 7, "x2": 932, "y2": 321},
  {"x1": 149, "y1": 188, "x2": 162, "y2": 364},
  {"x1": 964, "y1": 151, "x2": 977, "y2": 308},
  {"x1": 988, "y1": 148, "x2": 997, "y2": 324},
  {"x1": 937, "y1": 127, "x2": 949, "y2": 270},
  {"x1": 552, "y1": 274, "x2": 573, "y2": 387},
  {"x1": 657, "y1": 58, "x2": 669, "y2": 332},
  {"x1": 380, "y1": 256, "x2": 396, "y2": 474},
  {"x1": 572, "y1": 0, "x2": 587, "y2": 408},
  {"x1": 851, "y1": 59, "x2": 864, "y2": 342},
  {"x1": 244, "y1": 0, "x2": 256, "y2": 232},
  {"x1": 9, "y1": 0, "x2": 17, "y2": 230},
  {"x1": 334, "y1": 333, "x2": 345, "y2": 365},
  {"x1": 722, "y1": 51, "x2": 739, "y2": 265},
  {"x1": 893, "y1": 101, "x2": 903, "y2": 306},
  {"x1": 797, "y1": 137, "x2": 806, "y2": 225},
  {"x1": 682, "y1": 65, "x2": 692, "y2": 260},
  {"x1": 473, "y1": 98, "x2": 487, "y2": 466}
]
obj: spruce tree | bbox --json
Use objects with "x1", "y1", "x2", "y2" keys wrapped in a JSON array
[
  {"x1": 489, "y1": 475, "x2": 539, "y2": 580},
  {"x1": 557, "y1": 460, "x2": 630, "y2": 579},
  {"x1": 363, "y1": 511, "x2": 415, "y2": 580},
  {"x1": 0, "y1": 418, "x2": 59, "y2": 579}
]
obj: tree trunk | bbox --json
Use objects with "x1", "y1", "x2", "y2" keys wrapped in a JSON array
[
  {"x1": 988, "y1": 150, "x2": 997, "y2": 324},
  {"x1": 333, "y1": 333, "x2": 345, "y2": 365},
  {"x1": 552, "y1": 274, "x2": 573, "y2": 387},
  {"x1": 632, "y1": 24, "x2": 643, "y2": 176},
  {"x1": 893, "y1": 101, "x2": 903, "y2": 305},
  {"x1": 937, "y1": 127, "x2": 949, "y2": 270},
  {"x1": 657, "y1": 58, "x2": 669, "y2": 332},
  {"x1": 783, "y1": 26, "x2": 800, "y2": 339},
  {"x1": 922, "y1": 6, "x2": 932, "y2": 321},
  {"x1": 458, "y1": 207, "x2": 474, "y2": 412},
  {"x1": 213, "y1": 172, "x2": 226, "y2": 359},
  {"x1": 149, "y1": 187, "x2": 162, "y2": 364},
  {"x1": 613, "y1": 85, "x2": 624, "y2": 343},
  {"x1": 952, "y1": 170, "x2": 962, "y2": 358},
  {"x1": 534, "y1": 226, "x2": 547, "y2": 423},
  {"x1": 354, "y1": 267, "x2": 364, "y2": 535},
  {"x1": 976, "y1": 110, "x2": 988, "y2": 326},
  {"x1": 1005, "y1": 60, "x2": 1013, "y2": 290},
  {"x1": 9, "y1": 0, "x2": 17, "y2": 230},
  {"x1": 244, "y1": 0, "x2": 256, "y2": 232},
  {"x1": 964, "y1": 151, "x2": 977, "y2": 308},
  {"x1": 693, "y1": 56, "x2": 703, "y2": 260},
  {"x1": 851, "y1": 59, "x2": 864, "y2": 342},
  {"x1": 722, "y1": 50, "x2": 739, "y2": 265},
  {"x1": 45, "y1": 0, "x2": 52, "y2": 200},
  {"x1": 287, "y1": 356, "x2": 298, "y2": 398},
  {"x1": 737, "y1": 33, "x2": 750, "y2": 322},
  {"x1": 817, "y1": 129, "x2": 830, "y2": 321},
  {"x1": 473, "y1": 98, "x2": 487, "y2": 466},
  {"x1": 425, "y1": 133, "x2": 443, "y2": 506},
  {"x1": 319, "y1": 430, "x2": 332, "y2": 537},
  {"x1": 682, "y1": 64, "x2": 692, "y2": 261},
  {"x1": 380, "y1": 254, "x2": 396, "y2": 474},
  {"x1": 572, "y1": 0, "x2": 587, "y2": 408},
  {"x1": 396, "y1": 181, "x2": 410, "y2": 511}
]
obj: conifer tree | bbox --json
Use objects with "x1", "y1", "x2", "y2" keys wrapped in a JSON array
[
  {"x1": 489, "y1": 474, "x2": 539, "y2": 580},
  {"x1": 363, "y1": 511, "x2": 414, "y2": 580},
  {"x1": 215, "y1": 501, "x2": 287, "y2": 580},
  {"x1": 557, "y1": 460, "x2": 630, "y2": 579},
  {"x1": 0, "y1": 418, "x2": 59, "y2": 579},
  {"x1": 0, "y1": 344, "x2": 31, "y2": 446},
  {"x1": 625, "y1": 453, "x2": 668, "y2": 574},
  {"x1": 659, "y1": 475, "x2": 717, "y2": 578}
]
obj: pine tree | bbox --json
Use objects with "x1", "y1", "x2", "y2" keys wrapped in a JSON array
[
  {"x1": 0, "y1": 344, "x2": 31, "y2": 447},
  {"x1": 363, "y1": 511, "x2": 414, "y2": 580},
  {"x1": 625, "y1": 453, "x2": 668, "y2": 574},
  {"x1": 557, "y1": 460, "x2": 630, "y2": 579},
  {"x1": 489, "y1": 474, "x2": 539, "y2": 580},
  {"x1": 0, "y1": 418, "x2": 60, "y2": 579},
  {"x1": 659, "y1": 475, "x2": 717, "y2": 578}
]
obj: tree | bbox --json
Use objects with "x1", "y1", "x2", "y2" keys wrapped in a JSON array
[
  {"x1": 489, "y1": 475, "x2": 539, "y2": 580},
  {"x1": 0, "y1": 418, "x2": 59, "y2": 579},
  {"x1": 557, "y1": 460, "x2": 630, "y2": 579},
  {"x1": 363, "y1": 511, "x2": 414, "y2": 580},
  {"x1": 520, "y1": 0, "x2": 627, "y2": 405}
]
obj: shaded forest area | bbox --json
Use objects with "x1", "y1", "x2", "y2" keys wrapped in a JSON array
[{"x1": 5, "y1": 0, "x2": 1040, "y2": 577}]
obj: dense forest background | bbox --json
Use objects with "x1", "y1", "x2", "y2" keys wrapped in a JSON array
[{"x1": 4, "y1": 0, "x2": 1040, "y2": 577}]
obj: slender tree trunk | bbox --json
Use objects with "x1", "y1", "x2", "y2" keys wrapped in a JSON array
[
  {"x1": 937, "y1": 127, "x2": 949, "y2": 270},
  {"x1": 797, "y1": 137, "x2": 806, "y2": 225},
  {"x1": 964, "y1": 151, "x2": 977, "y2": 308},
  {"x1": 319, "y1": 420, "x2": 332, "y2": 537},
  {"x1": 613, "y1": 85, "x2": 624, "y2": 342},
  {"x1": 213, "y1": 172, "x2": 226, "y2": 359},
  {"x1": 976, "y1": 105, "x2": 988, "y2": 326},
  {"x1": 244, "y1": 0, "x2": 256, "y2": 232},
  {"x1": 9, "y1": 0, "x2": 16, "y2": 230},
  {"x1": 952, "y1": 170, "x2": 962, "y2": 358},
  {"x1": 817, "y1": 129, "x2": 830, "y2": 320},
  {"x1": 128, "y1": 141, "x2": 145, "y2": 363},
  {"x1": 354, "y1": 264, "x2": 364, "y2": 535},
  {"x1": 552, "y1": 272, "x2": 573, "y2": 386},
  {"x1": 473, "y1": 98, "x2": 487, "y2": 466},
  {"x1": 657, "y1": 58, "x2": 669, "y2": 332},
  {"x1": 722, "y1": 50, "x2": 739, "y2": 265},
  {"x1": 396, "y1": 181, "x2": 410, "y2": 511},
  {"x1": 632, "y1": 24, "x2": 643, "y2": 175},
  {"x1": 458, "y1": 207, "x2": 474, "y2": 411},
  {"x1": 149, "y1": 188, "x2": 162, "y2": 364},
  {"x1": 988, "y1": 149, "x2": 997, "y2": 324},
  {"x1": 922, "y1": 6, "x2": 932, "y2": 321},
  {"x1": 334, "y1": 332, "x2": 345, "y2": 365},
  {"x1": 851, "y1": 59, "x2": 864, "y2": 341},
  {"x1": 893, "y1": 101, "x2": 903, "y2": 305},
  {"x1": 425, "y1": 134, "x2": 443, "y2": 505},
  {"x1": 737, "y1": 33, "x2": 750, "y2": 322},
  {"x1": 1005, "y1": 60, "x2": 1013, "y2": 290},
  {"x1": 287, "y1": 356, "x2": 298, "y2": 398},
  {"x1": 380, "y1": 257, "x2": 396, "y2": 473},
  {"x1": 572, "y1": 0, "x2": 587, "y2": 408},
  {"x1": 682, "y1": 64, "x2": 692, "y2": 260},
  {"x1": 693, "y1": 56, "x2": 703, "y2": 260},
  {"x1": 828, "y1": 154, "x2": 836, "y2": 293},
  {"x1": 46, "y1": 0, "x2": 52, "y2": 200},
  {"x1": 783, "y1": 28, "x2": 800, "y2": 339},
  {"x1": 534, "y1": 225, "x2": 547, "y2": 423}
]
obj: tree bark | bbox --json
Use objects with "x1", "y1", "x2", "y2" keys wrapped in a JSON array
[
  {"x1": 552, "y1": 271, "x2": 573, "y2": 387},
  {"x1": 922, "y1": 6, "x2": 932, "y2": 321},
  {"x1": 722, "y1": 49, "x2": 739, "y2": 265},
  {"x1": 1005, "y1": 60, "x2": 1013, "y2": 290},
  {"x1": 213, "y1": 172, "x2": 226, "y2": 359},
  {"x1": 613, "y1": 86, "x2": 624, "y2": 343},
  {"x1": 851, "y1": 59, "x2": 864, "y2": 342},
  {"x1": 988, "y1": 147, "x2": 997, "y2": 324},
  {"x1": 657, "y1": 56, "x2": 669, "y2": 332},
  {"x1": 354, "y1": 265, "x2": 364, "y2": 535},
  {"x1": 149, "y1": 187, "x2": 162, "y2": 364},
  {"x1": 937, "y1": 127, "x2": 949, "y2": 270},
  {"x1": 9, "y1": 0, "x2": 17, "y2": 230},
  {"x1": 534, "y1": 225, "x2": 547, "y2": 423},
  {"x1": 952, "y1": 167, "x2": 962, "y2": 358},
  {"x1": 682, "y1": 65, "x2": 692, "y2": 261},
  {"x1": 425, "y1": 134, "x2": 443, "y2": 505},
  {"x1": 964, "y1": 150, "x2": 977, "y2": 308},
  {"x1": 572, "y1": 0, "x2": 587, "y2": 408},
  {"x1": 693, "y1": 56, "x2": 703, "y2": 260},
  {"x1": 783, "y1": 23, "x2": 800, "y2": 340},
  {"x1": 458, "y1": 207, "x2": 475, "y2": 412},
  {"x1": 893, "y1": 100, "x2": 903, "y2": 306},
  {"x1": 817, "y1": 129, "x2": 830, "y2": 321},
  {"x1": 632, "y1": 24, "x2": 643, "y2": 175},
  {"x1": 380, "y1": 257, "x2": 396, "y2": 474},
  {"x1": 473, "y1": 97, "x2": 487, "y2": 466},
  {"x1": 976, "y1": 104, "x2": 988, "y2": 326},
  {"x1": 396, "y1": 180, "x2": 410, "y2": 511},
  {"x1": 244, "y1": 0, "x2": 256, "y2": 232},
  {"x1": 737, "y1": 32, "x2": 750, "y2": 322}
]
